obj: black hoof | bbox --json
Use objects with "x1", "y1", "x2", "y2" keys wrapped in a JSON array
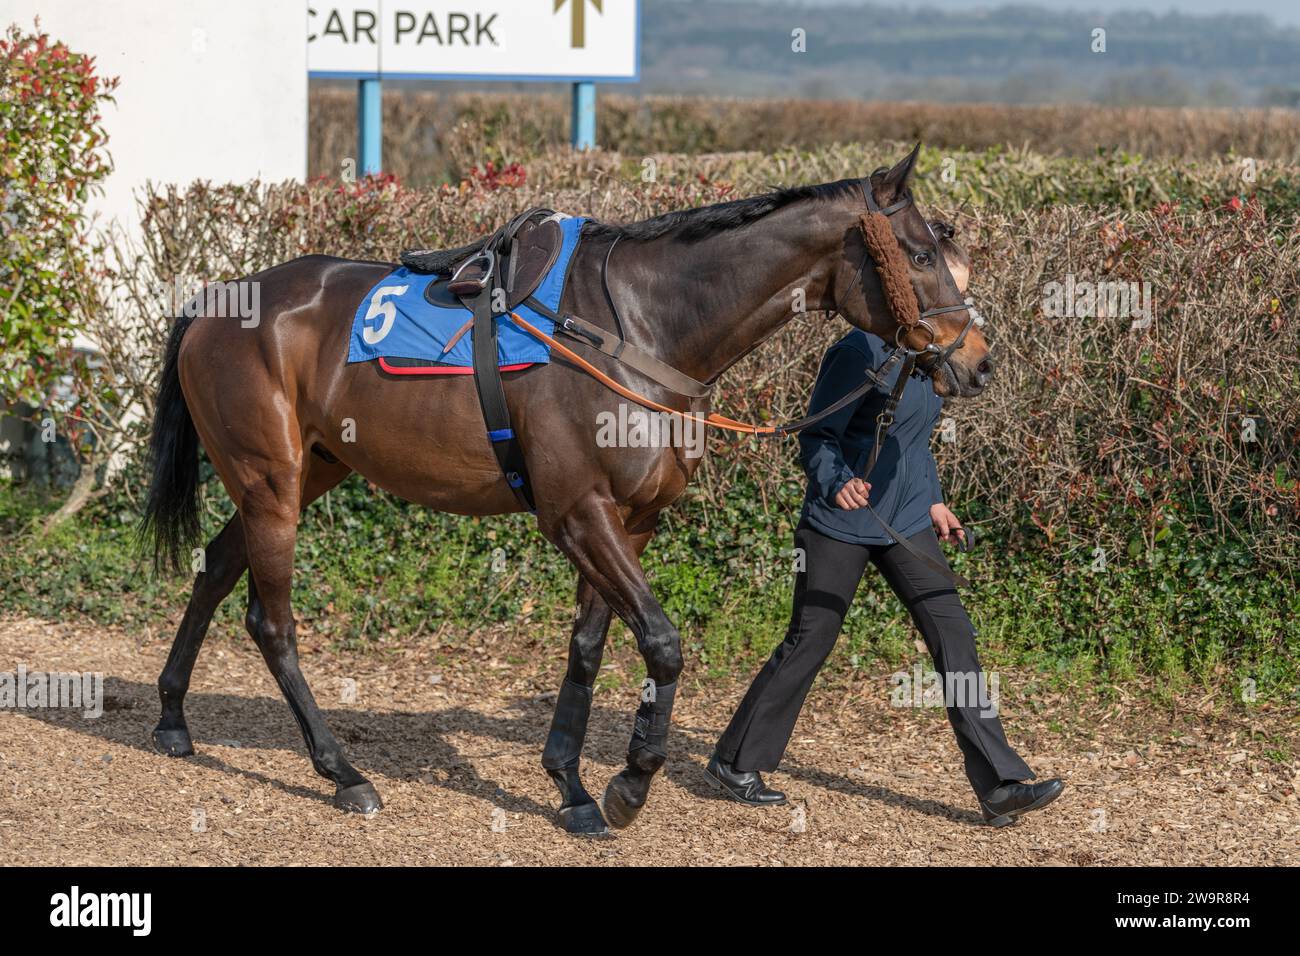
[
  {"x1": 151, "y1": 726, "x2": 194, "y2": 758},
  {"x1": 558, "y1": 801, "x2": 610, "y2": 837},
  {"x1": 334, "y1": 781, "x2": 383, "y2": 814},
  {"x1": 600, "y1": 778, "x2": 643, "y2": 830}
]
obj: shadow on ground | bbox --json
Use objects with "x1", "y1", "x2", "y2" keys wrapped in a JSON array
[{"x1": 15, "y1": 675, "x2": 979, "y2": 828}]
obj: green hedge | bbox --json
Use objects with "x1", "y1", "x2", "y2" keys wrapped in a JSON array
[
  {"x1": 2, "y1": 476, "x2": 1295, "y2": 703},
  {"x1": 0, "y1": 23, "x2": 116, "y2": 408}
]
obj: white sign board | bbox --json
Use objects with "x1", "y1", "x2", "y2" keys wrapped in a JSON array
[{"x1": 307, "y1": 1, "x2": 640, "y2": 81}]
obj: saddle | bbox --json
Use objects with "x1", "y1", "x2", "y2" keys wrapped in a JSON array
[
  {"x1": 398, "y1": 208, "x2": 572, "y2": 515},
  {"x1": 402, "y1": 211, "x2": 567, "y2": 312},
  {"x1": 394, "y1": 207, "x2": 718, "y2": 518}
]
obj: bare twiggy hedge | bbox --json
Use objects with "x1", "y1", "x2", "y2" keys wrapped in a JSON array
[
  {"x1": 718, "y1": 204, "x2": 1300, "y2": 571},
  {"x1": 102, "y1": 173, "x2": 1299, "y2": 572}
]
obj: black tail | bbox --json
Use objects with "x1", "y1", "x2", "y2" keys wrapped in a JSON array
[{"x1": 139, "y1": 315, "x2": 201, "y2": 573}]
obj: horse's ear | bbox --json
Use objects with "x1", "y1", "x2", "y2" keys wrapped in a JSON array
[{"x1": 876, "y1": 143, "x2": 922, "y2": 203}]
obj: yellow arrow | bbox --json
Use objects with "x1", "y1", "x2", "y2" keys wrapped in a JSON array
[{"x1": 554, "y1": 0, "x2": 603, "y2": 48}]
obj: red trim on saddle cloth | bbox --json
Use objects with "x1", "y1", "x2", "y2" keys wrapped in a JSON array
[{"x1": 377, "y1": 358, "x2": 537, "y2": 376}]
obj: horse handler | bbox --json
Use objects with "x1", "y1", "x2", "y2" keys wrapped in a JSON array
[{"x1": 706, "y1": 328, "x2": 1064, "y2": 826}]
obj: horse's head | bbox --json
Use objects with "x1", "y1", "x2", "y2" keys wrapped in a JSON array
[{"x1": 833, "y1": 145, "x2": 993, "y2": 398}]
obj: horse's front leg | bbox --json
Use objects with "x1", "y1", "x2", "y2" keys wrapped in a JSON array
[
  {"x1": 543, "y1": 524, "x2": 655, "y2": 835},
  {"x1": 543, "y1": 498, "x2": 679, "y2": 830},
  {"x1": 543, "y1": 577, "x2": 613, "y2": 835}
]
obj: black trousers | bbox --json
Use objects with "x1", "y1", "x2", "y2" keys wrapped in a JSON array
[{"x1": 716, "y1": 520, "x2": 1034, "y2": 796}]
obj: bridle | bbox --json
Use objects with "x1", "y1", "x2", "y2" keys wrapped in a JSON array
[{"x1": 835, "y1": 176, "x2": 978, "y2": 383}]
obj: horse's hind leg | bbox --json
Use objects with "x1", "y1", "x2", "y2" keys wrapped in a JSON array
[
  {"x1": 544, "y1": 499, "x2": 679, "y2": 830},
  {"x1": 152, "y1": 460, "x2": 350, "y2": 758},
  {"x1": 240, "y1": 476, "x2": 380, "y2": 813},
  {"x1": 152, "y1": 516, "x2": 248, "y2": 756}
]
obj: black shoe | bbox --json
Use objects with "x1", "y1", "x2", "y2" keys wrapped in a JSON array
[
  {"x1": 705, "y1": 753, "x2": 788, "y2": 807},
  {"x1": 978, "y1": 778, "x2": 1065, "y2": 827}
]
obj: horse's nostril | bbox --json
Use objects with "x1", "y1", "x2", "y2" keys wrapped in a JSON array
[{"x1": 977, "y1": 357, "x2": 995, "y2": 381}]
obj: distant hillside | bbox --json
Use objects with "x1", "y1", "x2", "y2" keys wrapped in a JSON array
[{"x1": 639, "y1": 2, "x2": 1300, "y2": 107}]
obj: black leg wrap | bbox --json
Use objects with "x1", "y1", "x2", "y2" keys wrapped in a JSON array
[
  {"x1": 542, "y1": 679, "x2": 593, "y2": 771},
  {"x1": 602, "y1": 680, "x2": 680, "y2": 829},
  {"x1": 628, "y1": 679, "x2": 677, "y2": 763},
  {"x1": 542, "y1": 680, "x2": 608, "y2": 835}
]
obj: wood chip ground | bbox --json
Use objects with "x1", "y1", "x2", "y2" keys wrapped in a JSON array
[{"x1": 0, "y1": 614, "x2": 1294, "y2": 866}]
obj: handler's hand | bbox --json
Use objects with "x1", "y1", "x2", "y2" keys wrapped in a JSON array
[
  {"x1": 834, "y1": 478, "x2": 872, "y2": 510},
  {"x1": 930, "y1": 503, "x2": 966, "y2": 545}
]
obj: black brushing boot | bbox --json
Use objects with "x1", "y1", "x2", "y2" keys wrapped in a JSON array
[
  {"x1": 602, "y1": 679, "x2": 677, "y2": 829},
  {"x1": 541, "y1": 679, "x2": 609, "y2": 836}
]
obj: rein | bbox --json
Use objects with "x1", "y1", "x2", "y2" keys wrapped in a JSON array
[
  {"x1": 509, "y1": 178, "x2": 977, "y2": 585},
  {"x1": 512, "y1": 307, "x2": 971, "y2": 588},
  {"x1": 517, "y1": 177, "x2": 976, "y2": 439},
  {"x1": 510, "y1": 309, "x2": 902, "y2": 437}
]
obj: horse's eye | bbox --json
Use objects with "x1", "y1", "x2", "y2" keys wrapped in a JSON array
[{"x1": 913, "y1": 252, "x2": 932, "y2": 267}]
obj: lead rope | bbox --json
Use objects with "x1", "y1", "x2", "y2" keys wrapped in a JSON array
[
  {"x1": 510, "y1": 315, "x2": 968, "y2": 587},
  {"x1": 508, "y1": 311, "x2": 894, "y2": 437},
  {"x1": 509, "y1": 310, "x2": 968, "y2": 586}
]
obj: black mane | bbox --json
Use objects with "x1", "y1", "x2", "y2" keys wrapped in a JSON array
[{"x1": 581, "y1": 178, "x2": 862, "y2": 244}]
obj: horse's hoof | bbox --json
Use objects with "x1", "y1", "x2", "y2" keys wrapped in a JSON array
[
  {"x1": 334, "y1": 782, "x2": 384, "y2": 814},
  {"x1": 599, "y1": 778, "x2": 643, "y2": 830},
  {"x1": 558, "y1": 801, "x2": 610, "y2": 837},
  {"x1": 151, "y1": 727, "x2": 194, "y2": 758}
]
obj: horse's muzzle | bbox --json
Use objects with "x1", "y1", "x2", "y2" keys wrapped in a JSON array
[{"x1": 940, "y1": 354, "x2": 993, "y2": 397}]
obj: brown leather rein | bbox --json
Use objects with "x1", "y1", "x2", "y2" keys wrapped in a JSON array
[
  {"x1": 512, "y1": 179, "x2": 977, "y2": 441},
  {"x1": 508, "y1": 179, "x2": 978, "y2": 585},
  {"x1": 511, "y1": 309, "x2": 974, "y2": 588},
  {"x1": 510, "y1": 307, "x2": 908, "y2": 433}
]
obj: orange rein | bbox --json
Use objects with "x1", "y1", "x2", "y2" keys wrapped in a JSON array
[{"x1": 507, "y1": 312, "x2": 778, "y2": 436}]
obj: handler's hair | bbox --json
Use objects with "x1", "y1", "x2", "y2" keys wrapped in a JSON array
[{"x1": 931, "y1": 220, "x2": 971, "y2": 293}]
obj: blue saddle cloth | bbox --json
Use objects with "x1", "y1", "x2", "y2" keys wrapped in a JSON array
[{"x1": 347, "y1": 216, "x2": 586, "y2": 369}]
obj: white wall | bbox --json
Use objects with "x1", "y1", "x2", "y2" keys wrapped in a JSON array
[
  {"x1": 2, "y1": 0, "x2": 308, "y2": 234},
  {"x1": 0, "y1": 1, "x2": 307, "y2": 477}
]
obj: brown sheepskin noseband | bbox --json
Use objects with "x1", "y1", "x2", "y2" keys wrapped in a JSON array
[{"x1": 859, "y1": 212, "x2": 921, "y2": 329}]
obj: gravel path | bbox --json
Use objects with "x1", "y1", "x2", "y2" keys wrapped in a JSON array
[{"x1": 0, "y1": 614, "x2": 1294, "y2": 866}]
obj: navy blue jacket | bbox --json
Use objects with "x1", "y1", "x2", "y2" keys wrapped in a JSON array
[{"x1": 799, "y1": 330, "x2": 945, "y2": 545}]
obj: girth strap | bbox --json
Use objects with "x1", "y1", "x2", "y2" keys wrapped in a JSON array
[
  {"x1": 468, "y1": 284, "x2": 537, "y2": 513},
  {"x1": 453, "y1": 206, "x2": 566, "y2": 515}
]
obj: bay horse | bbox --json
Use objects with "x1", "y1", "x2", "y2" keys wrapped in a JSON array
[{"x1": 141, "y1": 146, "x2": 992, "y2": 836}]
